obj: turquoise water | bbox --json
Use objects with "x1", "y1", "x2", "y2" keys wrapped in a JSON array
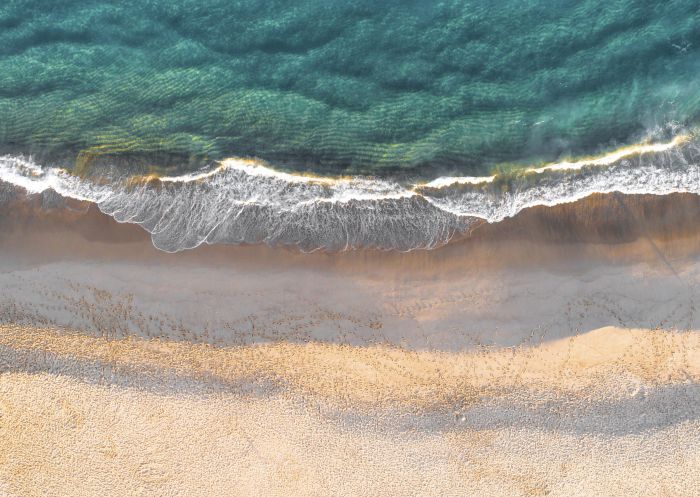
[
  {"x1": 2, "y1": 1, "x2": 700, "y2": 251},
  {"x1": 1, "y1": 0, "x2": 699, "y2": 176}
]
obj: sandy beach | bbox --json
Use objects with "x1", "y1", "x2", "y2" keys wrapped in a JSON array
[
  {"x1": 1, "y1": 190, "x2": 700, "y2": 496},
  {"x1": 3, "y1": 2, "x2": 700, "y2": 493},
  {"x1": 1, "y1": 324, "x2": 699, "y2": 497}
]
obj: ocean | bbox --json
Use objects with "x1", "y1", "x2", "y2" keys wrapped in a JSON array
[{"x1": 1, "y1": 0, "x2": 700, "y2": 250}]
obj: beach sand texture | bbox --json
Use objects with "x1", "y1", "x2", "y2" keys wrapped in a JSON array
[
  {"x1": 1, "y1": 324, "x2": 699, "y2": 497},
  {"x1": 1, "y1": 192, "x2": 700, "y2": 496}
]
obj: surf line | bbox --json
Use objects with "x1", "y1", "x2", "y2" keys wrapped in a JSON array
[
  {"x1": 1, "y1": 133, "x2": 692, "y2": 198},
  {"x1": 126, "y1": 132, "x2": 691, "y2": 192},
  {"x1": 419, "y1": 134, "x2": 691, "y2": 189},
  {"x1": 531, "y1": 134, "x2": 690, "y2": 173}
]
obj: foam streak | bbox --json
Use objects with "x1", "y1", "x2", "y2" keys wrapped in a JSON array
[{"x1": 0, "y1": 134, "x2": 697, "y2": 252}]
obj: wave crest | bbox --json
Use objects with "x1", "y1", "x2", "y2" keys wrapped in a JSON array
[{"x1": 1, "y1": 134, "x2": 698, "y2": 252}]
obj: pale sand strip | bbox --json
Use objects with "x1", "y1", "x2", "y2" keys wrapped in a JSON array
[
  {"x1": 1, "y1": 325, "x2": 699, "y2": 496},
  {"x1": 1, "y1": 324, "x2": 699, "y2": 408}
]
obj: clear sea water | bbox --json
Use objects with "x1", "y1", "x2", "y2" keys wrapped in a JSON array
[
  {"x1": 1, "y1": 0, "x2": 699, "y2": 175},
  {"x1": 1, "y1": 1, "x2": 700, "y2": 251}
]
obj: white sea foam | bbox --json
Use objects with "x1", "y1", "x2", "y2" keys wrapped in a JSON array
[
  {"x1": 421, "y1": 175, "x2": 495, "y2": 188},
  {"x1": 1, "y1": 134, "x2": 698, "y2": 252}
]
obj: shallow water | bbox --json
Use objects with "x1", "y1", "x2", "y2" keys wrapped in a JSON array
[{"x1": 1, "y1": 0, "x2": 699, "y2": 175}]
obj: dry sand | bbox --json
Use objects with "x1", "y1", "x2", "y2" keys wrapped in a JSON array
[{"x1": 1, "y1": 324, "x2": 699, "y2": 497}]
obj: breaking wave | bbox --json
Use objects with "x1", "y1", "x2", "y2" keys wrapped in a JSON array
[{"x1": 1, "y1": 134, "x2": 698, "y2": 252}]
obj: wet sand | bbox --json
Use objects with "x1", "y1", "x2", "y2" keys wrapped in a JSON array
[{"x1": 1, "y1": 189, "x2": 700, "y2": 496}]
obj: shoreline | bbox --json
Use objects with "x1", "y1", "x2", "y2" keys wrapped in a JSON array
[
  {"x1": 3, "y1": 132, "x2": 700, "y2": 252},
  {"x1": 2, "y1": 187, "x2": 699, "y2": 350},
  {"x1": 4, "y1": 186, "x2": 700, "y2": 269}
]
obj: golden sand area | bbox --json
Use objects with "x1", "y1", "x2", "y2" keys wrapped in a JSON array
[
  {"x1": 1, "y1": 324, "x2": 699, "y2": 497},
  {"x1": 2, "y1": 324, "x2": 699, "y2": 409}
]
